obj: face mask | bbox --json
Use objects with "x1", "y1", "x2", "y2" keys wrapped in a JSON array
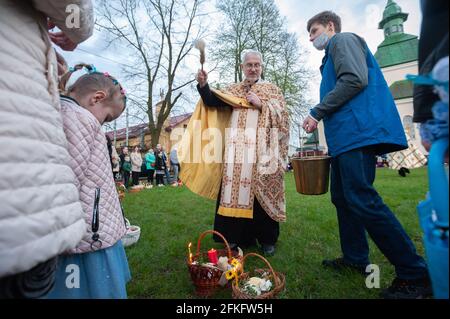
[{"x1": 313, "y1": 31, "x2": 330, "y2": 51}]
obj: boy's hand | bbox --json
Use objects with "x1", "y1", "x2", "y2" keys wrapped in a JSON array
[{"x1": 303, "y1": 115, "x2": 318, "y2": 133}]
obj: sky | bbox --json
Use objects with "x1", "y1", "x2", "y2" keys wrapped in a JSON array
[
  {"x1": 275, "y1": 0, "x2": 422, "y2": 101},
  {"x1": 60, "y1": 0, "x2": 422, "y2": 134}
]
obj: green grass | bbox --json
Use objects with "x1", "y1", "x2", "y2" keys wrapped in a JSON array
[{"x1": 122, "y1": 168, "x2": 429, "y2": 299}]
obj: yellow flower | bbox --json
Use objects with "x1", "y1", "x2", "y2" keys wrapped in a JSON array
[
  {"x1": 231, "y1": 259, "x2": 240, "y2": 267},
  {"x1": 225, "y1": 270, "x2": 234, "y2": 280}
]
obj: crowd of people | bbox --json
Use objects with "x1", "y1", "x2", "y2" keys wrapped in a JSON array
[{"x1": 112, "y1": 144, "x2": 181, "y2": 189}]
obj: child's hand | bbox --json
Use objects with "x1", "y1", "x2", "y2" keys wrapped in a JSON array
[{"x1": 49, "y1": 31, "x2": 78, "y2": 52}]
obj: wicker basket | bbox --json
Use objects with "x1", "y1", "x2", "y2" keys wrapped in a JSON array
[
  {"x1": 122, "y1": 225, "x2": 141, "y2": 247},
  {"x1": 128, "y1": 187, "x2": 142, "y2": 194},
  {"x1": 232, "y1": 253, "x2": 285, "y2": 299},
  {"x1": 187, "y1": 230, "x2": 242, "y2": 297}
]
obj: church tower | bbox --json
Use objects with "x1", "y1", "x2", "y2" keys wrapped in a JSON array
[{"x1": 375, "y1": 0, "x2": 425, "y2": 153}]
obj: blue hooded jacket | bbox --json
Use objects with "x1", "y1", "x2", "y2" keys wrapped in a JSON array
[{"x1": 319, "y1": 34, "x2": 407, "y2": 157}]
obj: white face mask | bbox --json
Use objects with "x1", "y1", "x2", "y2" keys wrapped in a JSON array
[{"x1": 313, "y1": 31, "x2": 330, "y2": 51}]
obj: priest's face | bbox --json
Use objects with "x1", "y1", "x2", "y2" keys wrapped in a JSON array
[{"x1": 241, "y1": 54, "x2": 263, "y2": 83}]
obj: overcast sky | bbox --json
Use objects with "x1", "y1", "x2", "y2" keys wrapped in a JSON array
[
  {"x1": 60, "y1": 0, "x2": 422, "y2": 134},
  {"x1": 276, "y1": 0, "x2": 421, "y2": 100}
]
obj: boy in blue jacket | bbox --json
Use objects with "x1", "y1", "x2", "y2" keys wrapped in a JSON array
[{"x1": 303, "y1": 11, "x2": 430, "y2": 299}]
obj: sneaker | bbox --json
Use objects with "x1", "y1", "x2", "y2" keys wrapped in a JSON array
[
  {"x1": 158, "y1": 184, "x2": 164, "y2": 187},
  {"x1": 381, "y1": 277, "x2": 433, "y2": 299},
  {"x1": 322, "y1": 257, "x2": 368, "y2": 275}
]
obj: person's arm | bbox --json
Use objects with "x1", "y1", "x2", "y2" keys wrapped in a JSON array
[
  {"x1": 32, "y1": 0, "x2": 94, "y2": 45},
  {"x1": 119, "y1": 154, "x2": 125, "y2": 170},
  {"x1": 310, "y1": 33, "x2": 369, "y2": 122},
  {"x1": 197, "y1": 83, "x2": 231, "y2": 108}
]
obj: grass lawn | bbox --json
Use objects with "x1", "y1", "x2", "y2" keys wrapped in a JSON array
[{"x1": 122, "y1": 167, "x2": 429, "y2": 299}]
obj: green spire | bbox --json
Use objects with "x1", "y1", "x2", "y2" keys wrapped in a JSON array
[
  {"x1": 375, "y1": 0, "x2": 418, "y2": 69},
  {"x1": 378, "y1": 0, "x2": 409, "y2": 38}
]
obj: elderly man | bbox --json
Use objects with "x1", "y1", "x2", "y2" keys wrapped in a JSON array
[
  {"x1": 303, "y1": 11, "x2": 430, "y2": 299},
  {"x1": 181, "y1": 50, "x2": 289, "y2": 256}
]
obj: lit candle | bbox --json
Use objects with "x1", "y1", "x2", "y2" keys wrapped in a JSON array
[
  {"x1": 208, "y1": 248, "x2": 218, "y2": 264},
  {"x1": 188, "y1": 243, "x2": 193, "y2": 264}
]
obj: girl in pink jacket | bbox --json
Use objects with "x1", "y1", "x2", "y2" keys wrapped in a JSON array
[{"x1": 47, "y1": 64, "x2": 130, "y2": 299}]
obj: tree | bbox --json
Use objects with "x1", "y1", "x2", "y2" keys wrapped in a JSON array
[
  {"x1": 212, "y1": 0, "x2": 279, "y2": 83},
  {"x1": 96, "y1": 0, "x2": 205, "y2": 147},
  {"x1": 211, "y1": 0, "x2": 312, "y2": 131}
]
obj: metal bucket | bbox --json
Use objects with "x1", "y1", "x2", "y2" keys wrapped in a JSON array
[{"x1": 291, "y1": 156, "x2": 331, "y2": 195}]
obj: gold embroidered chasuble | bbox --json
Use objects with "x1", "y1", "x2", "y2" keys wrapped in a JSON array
[{"x1": 178, "y1": 81, "x2": 289, "y2": 222}]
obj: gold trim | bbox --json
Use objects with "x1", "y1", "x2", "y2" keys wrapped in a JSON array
[{"x1": 218, "y1": 206, "x2": 253, "y2": 219}]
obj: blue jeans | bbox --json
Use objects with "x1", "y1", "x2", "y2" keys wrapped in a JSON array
[
  {"x1": 331, "y1": 147, "x2": 428, "y2": 280},
  {"x1": 172, "y1": 163, "x2": 179, "y2": 183},
  {"x1": 164, "y1": 168, "x2": 171, "y2": 184}
]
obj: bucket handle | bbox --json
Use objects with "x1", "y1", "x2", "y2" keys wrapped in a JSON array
[{"x1": 428, "y1": 138, "x2": 449, "y2": 228}]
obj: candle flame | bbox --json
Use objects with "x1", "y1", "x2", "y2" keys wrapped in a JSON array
[{"x1": 188, "y1": 243, "x2": 193, "y2": 264}]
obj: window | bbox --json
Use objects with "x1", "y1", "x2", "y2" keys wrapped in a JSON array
[{"x1": 391, "y1": 25, "x2": 399, "y2": 33}]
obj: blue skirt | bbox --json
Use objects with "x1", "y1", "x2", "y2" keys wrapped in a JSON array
[{"x1": 46, "y1": 240, "x2": 131, "y2": 299}]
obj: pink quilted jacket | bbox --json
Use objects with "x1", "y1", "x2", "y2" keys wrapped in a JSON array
[{"x1": 60, "y1": 96, "x2": 127, "y2": 254}]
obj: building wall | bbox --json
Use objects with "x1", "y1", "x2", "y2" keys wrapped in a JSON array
[
  {"x1": 396, "y1": 98, "x2": 427, "y2": 154},
  {"x1": 317, "y1": 122, "x2": 327, "y2": 154},
  {"x1": 382, "y1": 61, "x2": 418, "y2": 86},
  {"x1": 114, "y1": 118, "x2": 190, "y2": 152}
]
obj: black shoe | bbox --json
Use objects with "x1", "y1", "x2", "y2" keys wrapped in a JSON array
[
  {"x1": 322, "y1": 257, "x2": 368, "y2": 275},
  {"x1": 398, "y1": 168, "x2": 407, "y2": 177},
  {"x1": 404, "y1": 168, "x2": 411, "y2": 174},
  {"x1": 261, "y1": 244, "x2": 276, "y2": 257},
  {"x1": 381, "y1": 277, "x2": 433, "y2": 299}
]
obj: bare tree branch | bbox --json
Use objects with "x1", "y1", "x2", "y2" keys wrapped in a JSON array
[{"x1": 96, "y1": 0, "x2": 205, "y2": 147}]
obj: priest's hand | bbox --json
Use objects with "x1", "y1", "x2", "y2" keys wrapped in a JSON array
[
  {"x1": 247, "y1": 92, "x2": 262, "y2": 110},
  {"x1": 196, "y1": 70, "x2": 208, "y2": 88},
  {"x1": 302, "y1": 115, "x2": 318, "y2": 133}
]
